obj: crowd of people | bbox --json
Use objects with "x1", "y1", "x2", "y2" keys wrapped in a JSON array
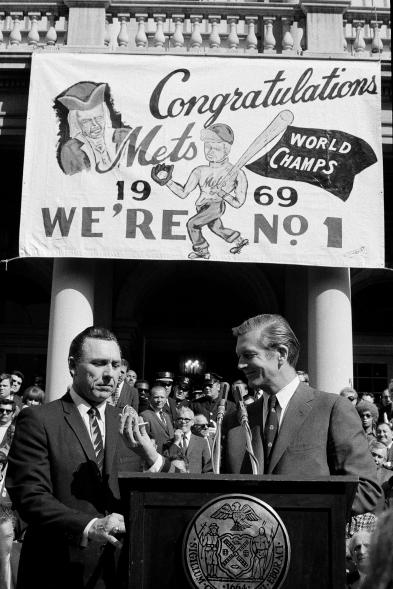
[{"x1": 0, "y1": 315, "x2": 392, "y2": 588}]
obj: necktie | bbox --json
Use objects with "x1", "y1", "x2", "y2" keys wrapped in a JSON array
[
  {"x1": 263, "y1": 394, "x2": 279, "y2": 472},
  {"x1": 182, "y1": 433, "x2": 188, "y2": 452},
  {"x1": 159, "y1": 411, "x2": 169, "y2": 432},
  {"x1": 88, "y1": 407, "x2": 104, "y2": 473}
]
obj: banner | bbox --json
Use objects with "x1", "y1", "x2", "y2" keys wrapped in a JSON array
[{"x1": 20, "y1": 53, "x2": 384, "y2": 267}]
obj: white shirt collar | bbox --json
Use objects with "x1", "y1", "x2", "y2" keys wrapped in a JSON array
[
  {"x1": 263, "y1": 375, "x2": 300, "y2": 424},
  {"x1": 70, "y1": 387, "x2": 107, "y2": 421}
]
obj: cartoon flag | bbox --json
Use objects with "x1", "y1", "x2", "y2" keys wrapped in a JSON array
[{"x1": 246, "y1": 126, "x2": 377, "y2": 201}]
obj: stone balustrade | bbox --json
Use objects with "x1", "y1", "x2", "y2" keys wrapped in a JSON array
[
  {"x1": 0, "y1": 6, "x2": 67, "y2": 49},
  {"x1": 0, "y1": 1, "x2": 390, "y2": 59}
]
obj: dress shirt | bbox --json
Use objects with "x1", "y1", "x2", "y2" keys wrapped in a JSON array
[
  {"x1": 174, "y1": 430, "x2": 191, "y2": 448},
  {"x1": 0, "y1": 424, "x2": 11, "y2": 445},
  {"x1": 262, "y1": 376, "x2": 300, "y2": 430},
  {"x1": 69, "y1": 388, "x2": 163, "y2": 545},
  {"x1": 70, "y1": 388, "x2": 106, "y2": 445}
]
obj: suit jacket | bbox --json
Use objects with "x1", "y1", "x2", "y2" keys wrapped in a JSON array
[
  {"x1": 140, "y1": 409, "x2": 175, "y2": 454},
  {"x1": 7, "y1": 393, "x2": 132, "y2": 589},
  {"x1": 117, "y1": 381, "x2": 139, "y2": 413},
  {"x1": 162, "y1": 397, "x2": 178, "y2": 424},
  {"x1": 164, "y1": 433, "x2": 212, "y2": 474},
  {"x1": 223, "y1": 383, "x2": 381, "y2": 515},
  {"x1": 191, "y1": 396, "x2": 236, "y2": 423}
]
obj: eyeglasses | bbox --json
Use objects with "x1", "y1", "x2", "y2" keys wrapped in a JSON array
[
  {"x1": 362, "y1": 413, "x2": 372, "y2": 418},
  {"x1": 177, "y1": 417, "x2": 192, "y2": 423},
  {"x1": 0, "y1": 408, "x2": 13, "y2": 414},
  {"x1": 347, "y1": 396, "x2": 355, "y2": 401},
  {"x1": 194, "y1": 424, "x2": 209, "y2": 429}
]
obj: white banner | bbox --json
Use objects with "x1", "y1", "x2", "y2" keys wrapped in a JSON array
[{"x1": 20, "y1": 53, "x2": 384, "y2": 267}]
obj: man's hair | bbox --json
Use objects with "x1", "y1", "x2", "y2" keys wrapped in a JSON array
[
  {"x1": 0, "y1": 398, "x2": 16, "y2": 410},
  {"x1": 68, "y1": 326, "x2": 120, "y2": 363},
  {"x1": 177, "y1": 406, "x2": 195, "y2": 419},
  {"x1": 11, "y1": 370, "x2": 24, "y2": 381},
  {"x1": 0, "y1": 373, "x2": 11, "y2": 383},
  {"x1": 232, "y1": 314, "x2": 300, "y2": 367},
  {"x1": 121, "y1": 358, "x2": 129, "y2": 370},
  {"x1": 369, "y1": 440, "x2": 387, "y2": 455},
  {"x1": 339, "y1": 386, "x2": 357, "y2": 397},
  {"x1": 356, "y1": 400, "x2": 379, "y2": 422},
  {"x1": 22, "y1": 386, "x2": 45, "y2": 404}
]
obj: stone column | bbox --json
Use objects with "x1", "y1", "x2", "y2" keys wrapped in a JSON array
[
  {"x1": 46, "y1": 259, "x2": 95, "y2": 401},
  {"x1": 308, "y1": 267, "x2": 353, "y2": 394},
  {"x1": 64, "y1": 0, "x2": 110, "y2": 46}
]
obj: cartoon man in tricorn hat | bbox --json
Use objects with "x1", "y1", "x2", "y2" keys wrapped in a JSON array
[
  {"x1": 54, "y1": 81, "x2": 131, "y2": 176},
  {"x1": 151, "y1": 123, "x2": 249, "y2": 260}
]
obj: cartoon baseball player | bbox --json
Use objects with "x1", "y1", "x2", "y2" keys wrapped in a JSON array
[{"x1": 151, "y1": 123, "x2": 249, "y2": 260}]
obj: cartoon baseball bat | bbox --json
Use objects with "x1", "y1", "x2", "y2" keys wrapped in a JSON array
[{"x1": 217, "y1": 109, "x2": 294, "y2": 191}]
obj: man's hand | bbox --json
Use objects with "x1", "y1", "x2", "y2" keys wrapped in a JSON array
[
  {"x1": 151, "y1": 163, "x2": 174, "y2": 186},
  {"x1": 173, "y1": 429, "x2": 183, "y2": 446},
  {"x1": 88, "y1": 513, "x2": 125, "y2": 548},
  {"x1": 119, "y1": 406, "x2": 159, "y2": 467}
]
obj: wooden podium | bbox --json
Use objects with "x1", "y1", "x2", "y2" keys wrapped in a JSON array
[{"x1": 118, "y1": 473, "x2": 357, "y2": 589}]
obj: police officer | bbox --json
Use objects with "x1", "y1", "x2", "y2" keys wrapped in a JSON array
[{"x1": 191, "y1": 372, "x2": 236, "y2": 425}]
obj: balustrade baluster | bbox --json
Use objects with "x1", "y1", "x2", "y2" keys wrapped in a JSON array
[
  {"x1": 45, "y1": 13, "x2": 57, "y2": 46},
  {"x1": 153, "y1": 14, "x2": 166, "y2": 50},
  {"x1": 104, "y1": 13, "x2": 111, "y2": 47},
  {"x1": 9, "y1": 13, "x2": 23, "y2": 46},
  {"x1": 208, "y1": 16, "x2": 221, "y2": 50},
  {"x1": 353, "y1": 20, "x2": 366, "y2": 54},
  {"x1": 245, "y1": 17, "x2": 258, "y2": 52},
  {"x1": 227, "y1": 16, "x2": 239, "y2": 51},
  {"x1": 171, "y1": 15, "x2": 185, "y2": 49},
  {"x1": 28, "y1": 13, "x2": 41, "y2": 46},
  {"x1": 190, "y1": 16, "x2": 203, "y2": 52},
  {"x1": 282, "y1": 18, "x2": 294, "y2": 53},
  {"x1": 370, "y1": 20, "x2": 383, "y2": 54},
  {"x1": 135, "y1": 14, "x2": 148, "y2": 49},
  {"x1": 0, "y1": 13, "x2": 4, "y2": 46},
  {"x1": 263, "y1": 17, "x2": 276, "y2": 53},
  {"x1": 117, "y1": 14, "x2": 130, "y2": 48}
]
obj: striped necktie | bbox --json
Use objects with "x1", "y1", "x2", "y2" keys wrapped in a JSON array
[{"x1": 88, "y1": 406, "x2": 104, "y2": 473}]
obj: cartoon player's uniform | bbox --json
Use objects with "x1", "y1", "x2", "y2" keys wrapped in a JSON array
[{"x1": 152, "y1": 123, "x2": 249, "y2": 260}]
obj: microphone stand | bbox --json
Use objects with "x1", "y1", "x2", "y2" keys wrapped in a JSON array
[
  {"x1": 234, "y1": 385, "x2": 259, "y2": 474},
  {"x1": 211, "y1": 382, "x2": 229, "y2": 474}
]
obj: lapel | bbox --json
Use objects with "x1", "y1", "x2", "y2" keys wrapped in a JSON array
[
  {"x1": 104, "y1": 404, "x2": 118, "y2": 474},
  {"x1": 267, "y1": 383, "x2": 315, "y2": 474},
  {"x1": 152, "y1": 410, "x2": 169, "y2": 434},
  {"x1": 61, "y1": 393, "x2": 96, "y2": 464},
  {"x1": 186, "y1": 433, "x2": 196, "y2": 456},
  {"x1": 117, "y1": 381, "x2": 130, "y2": 406},
  {"x1": 247, "y1": 398, "x2": 265, "y2": 473}
]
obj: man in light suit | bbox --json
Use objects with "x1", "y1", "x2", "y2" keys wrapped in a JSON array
[
  {"x1": 223, "y1": 314, "x2": 381, "y2": 516},
  {"x1": 165, "y1": 407, "x2": 212, "y2": 474},
  {"x1": 6, "y1": 326, "x2": 165, "y2": 589}
]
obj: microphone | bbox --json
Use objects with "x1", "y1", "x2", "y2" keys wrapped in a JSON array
[
  {"x1": 233, "y1": 384, "x2": 249, "y2": 426},
  {"x1": 216, "y1": 382, "x2": 229, "y2": 423}
]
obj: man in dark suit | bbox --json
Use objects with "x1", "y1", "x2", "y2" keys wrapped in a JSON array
[
  {"x1": 165, "y1": 407, "x2": 212, "y2": 473},
  {"x1": 108, "y1": 358, "x2": 138, "y2": 412},
  {"x1": 140, "y1": 385, "x2": 175, "y2": 454},
  {"x1": 6, "y1": 326, "x2": 165, "y2": 589},
  {"x1": 223, "y1": 314, "x2": 381, "y2": 516}
]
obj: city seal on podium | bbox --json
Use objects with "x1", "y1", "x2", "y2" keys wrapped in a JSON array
[{"x1": 183, "y1": 494, "x2": 290, "y2": 589}]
